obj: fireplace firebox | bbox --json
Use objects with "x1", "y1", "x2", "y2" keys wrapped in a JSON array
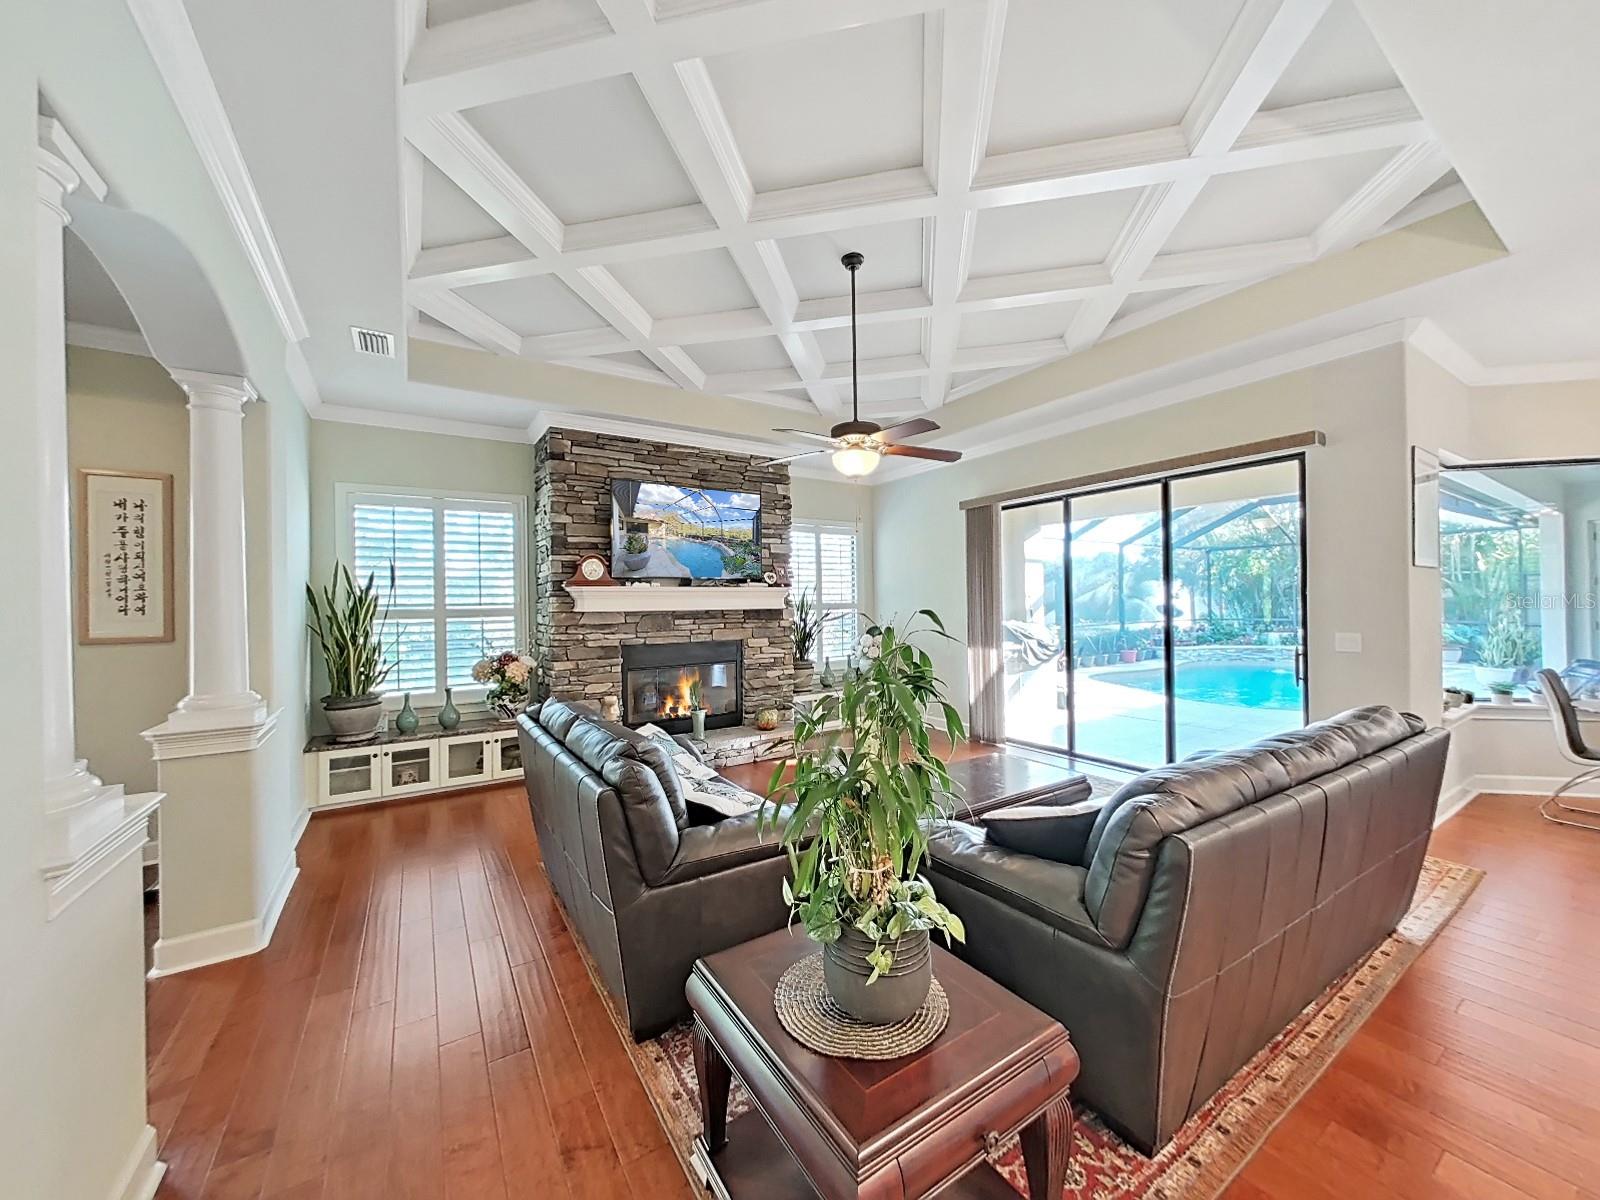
[{"x1": 620, "y1": 640, "x2": 743, "y2": 734}]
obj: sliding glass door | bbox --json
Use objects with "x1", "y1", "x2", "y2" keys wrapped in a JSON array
[
  {"x1": 1000, "y1": 456, "x2": 1308, "y2": 769},
  {"x1": 1069, "y1": 484, "x2": 1168, "y2": 766},
  {"x1": 1169, "y1": 461, "x2": 1306, "y2": 760}
]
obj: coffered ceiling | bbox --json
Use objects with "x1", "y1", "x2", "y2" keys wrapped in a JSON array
[{"x1": 401, "y1": 0, "x2": 1451, "y2": 419}]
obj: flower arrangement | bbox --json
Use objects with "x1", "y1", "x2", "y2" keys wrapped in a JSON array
[
  {"x1": 472, "y1": 648, "x2": 539, "y2": 716},
  {"x1": 763, "y1": 611, "x2": 967, "y2": 1022}
]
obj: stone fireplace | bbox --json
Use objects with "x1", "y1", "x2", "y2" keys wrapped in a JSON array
[
  {"x1": 533, "y1": 427, "x2": 793, "y2": 724},
  {"x1": 620, "y1": 640, "x2": 743, "y2": 733}
]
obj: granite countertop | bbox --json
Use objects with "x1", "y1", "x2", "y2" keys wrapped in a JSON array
[{"x1": 304, "y1": 713, "x2": 518, "y2": 754}]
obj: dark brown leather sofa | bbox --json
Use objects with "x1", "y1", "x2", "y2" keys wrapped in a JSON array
[
  {"x1": 926, "y1": 705, "x2": 1449, "y2": 1153},
  {"x1": 517, "y1": 698, "x2": 797, "y2": 1038},
  {"x1": 518, "y1": 698, "x2": 1096, "y2": 1038}
]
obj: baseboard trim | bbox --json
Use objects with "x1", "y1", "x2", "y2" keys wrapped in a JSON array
[
  {"x1": 290, "y1": 803, "x2": 311, "y2": 850},
  {"x1": 109, "y1": 1124, "x2": 164, "y2": 1200},
  {"x1": 147, "y1": 851, "x2": 299, "y2": 978},
  {"x1": 1435, "y1": 772, "x2": 1600, "y2": 827}
]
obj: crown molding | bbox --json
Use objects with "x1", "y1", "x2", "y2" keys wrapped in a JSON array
[
  {"x1": 66, "y1": 321, "x2": 152, "y2": 358},
  {"x1": 315, "y1": 403, "x2": 531, "y2": 445},
  {"x1": 124, "y1": 0, "x2": 311, "y2": 350},
  {"x1": 1405, "y1": 319, "x2": 1600, "y2": 387}
]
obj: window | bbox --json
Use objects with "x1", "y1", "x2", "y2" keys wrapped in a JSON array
[
  {"x1": 1439, "y1": 460, "x2": 1600, "y2": 696},
  {"x1": 338, "y1": 485, "x2": 526, "y2": 703},
  {"x1": 790, "y1": 522, "x2": 859, "y2": 666}
]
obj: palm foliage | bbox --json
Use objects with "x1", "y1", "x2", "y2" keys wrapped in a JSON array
[
  {"x1": 790, "y1": 587, "x2": 835, "y2": 663},
  {"x1": 764, "y1": 611, "x2": 967, "y2": 983},
  {"x1": 306, "y1": 562, "x2": 393, "y2": 698}
]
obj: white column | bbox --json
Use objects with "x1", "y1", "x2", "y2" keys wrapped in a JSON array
[
  {"x1": 37, "y1": 125, "x2": 126, "y2": 868},
  {"x1": 163, "y1": 370, "x2": 266, "y2": 730}
]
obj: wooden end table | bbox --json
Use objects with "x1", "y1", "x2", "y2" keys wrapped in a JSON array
[{"x1": 686, "y1": 930, "x2": 1079, "y2": 1199}]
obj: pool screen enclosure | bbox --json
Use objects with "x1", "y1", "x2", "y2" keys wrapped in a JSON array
[{"x1": 998, "y1": 455, "x2": 1309, "y2": 769}]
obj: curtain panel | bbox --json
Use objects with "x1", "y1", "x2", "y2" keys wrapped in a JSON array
[{"x1": 964, "y1": 504, "x2": 1004, "y2": 743}]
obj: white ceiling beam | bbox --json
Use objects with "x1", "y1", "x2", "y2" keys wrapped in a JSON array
[
  {"x1": 1312, "y1": 141, "x2": 1451, "y2": 255},
  {"x1": 1183, "y1": 0, "x2": 1333, "y2": 155},
  {"x1": 920, "y1": 0, "x2": 1008, "y2": 410},
  {"x1": 593, "y1": 0, "x2": 841, "y2": 414},
  {"x1": 405, "y1": 0, "x2": 954, "y2": 119},
  {"x1": 410, "y1": 89, "x2": 1426, "y2": 292},
  {"x1": 957, "y1": 263, "x2": 1111, "y2": 311},
  {"x1": 408, "y1": 284, "x2": 523, "y2": 355},
  {"x1": 1066, "y1": 0, "x2": 1334, "y2": 353}
]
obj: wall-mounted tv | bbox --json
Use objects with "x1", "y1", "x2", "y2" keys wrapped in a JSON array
[{"x1": 611, "y1": 480, "x2": 762, "y2": 581}]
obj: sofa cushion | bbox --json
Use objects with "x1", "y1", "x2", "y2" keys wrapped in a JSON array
[
  {"x1": 560, "y1": 715, "x2": 686, "y2": 884},
  {"x1": 981, "y1": 797, "x2": 1104, "y2": 864},
  {"x1": 538, "y1": 697, "x2": 593, "y2": 741},
  {"x1": 928, "y1": 822, "x2": 1110, "y2": 947}
]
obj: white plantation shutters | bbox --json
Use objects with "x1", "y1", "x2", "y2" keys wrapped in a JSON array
[
  {"x1": 342, "y1": 487, "x2": 525, "y2": 702},
  {"x1": 790, "y1": 522, "x2": 860, "y2": 666}
]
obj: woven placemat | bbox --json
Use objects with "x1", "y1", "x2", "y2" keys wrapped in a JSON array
[{"x1": 773, "y1": 953, "x2": 949, "y2": 1060}]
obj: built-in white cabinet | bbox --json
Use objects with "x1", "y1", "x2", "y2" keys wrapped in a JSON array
[{"x1": 308, "y1": 719, "x2": 521, "y2": 809}]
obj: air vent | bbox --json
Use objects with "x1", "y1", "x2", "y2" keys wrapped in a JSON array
[{"x1": 350, "y1": 326, "x2": 395, "y2": 357}]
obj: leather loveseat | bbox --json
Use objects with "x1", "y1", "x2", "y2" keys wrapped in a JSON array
[
  {"x1": 517, "y1": 698, "x2": 797, "y2": 1038},
  {"x1": 926, "y1": 705, "x2": 1449, "y2": 1153}
]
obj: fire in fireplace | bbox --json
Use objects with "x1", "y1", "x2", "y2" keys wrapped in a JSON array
[{"x1": 620, "y1": 640, "x2": 743, "y2": 734}]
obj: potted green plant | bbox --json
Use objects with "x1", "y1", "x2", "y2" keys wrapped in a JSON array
[
  {"x1": 1442, "y1": 624, "x2": 1471, "y2": 665},
  {"x1": 1486, "y1": 680, "x2": 1518, "y2": 706},
  {"x1": 764, "y1": 612, "x2": 967, "y2": 1026},
  {"x1": 307, "y1": 562, "x2": 393, "y2": 742},
  {"x1": 1474, "y1": 612, "x2": 1538, "y2": 688},
  {"x1": 689, "y1": 678, "x2": 707, "y2": 741},
  {"x1": 790, "y1": 588, "x2": 834, "y2": 692}
]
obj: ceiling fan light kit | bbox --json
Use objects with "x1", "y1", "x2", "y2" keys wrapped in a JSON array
[{"x1": 763, "y1": 253, "x2": 963, "y2": 479}]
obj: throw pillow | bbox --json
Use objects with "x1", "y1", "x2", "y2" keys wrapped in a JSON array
[
  {"x1": 685, "y1": 778, "x2": 763, "y2": 821},
  {"x1": 981, "y1": 797, "x2": 1105, "y2": 865},
  {"x1": 635, "y1": 723, "x2": 719, "y2": 784}
]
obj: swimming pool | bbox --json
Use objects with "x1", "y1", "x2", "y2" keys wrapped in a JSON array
[
  {"x1": 1111, "y1": 664, "x2": 1302, "y2": 710},
  {"x1": 663, "y1": 537, "x2": 729, "y2": 578}
]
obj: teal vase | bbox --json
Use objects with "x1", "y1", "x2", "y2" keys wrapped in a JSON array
[
  {"x1": 395, "y1": 692, "x2": 419, "y2": 735},
  {"x1": 438, "y1": 687, "x2": 461, "y2": 730}
]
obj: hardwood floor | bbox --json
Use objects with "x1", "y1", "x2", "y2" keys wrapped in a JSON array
[{"x1": 146, "y1": 767, "x2": 1600, "y2": 1200}]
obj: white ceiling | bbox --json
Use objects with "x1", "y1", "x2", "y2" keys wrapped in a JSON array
[{"x1": 402, "y1": 0, "x2": 1452, "y2": 418}]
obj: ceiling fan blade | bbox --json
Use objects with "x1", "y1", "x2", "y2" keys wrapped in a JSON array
[
  {"x1": 882, "y1": 444, "x2": 963, "y2": 463},
  {"x1": 761, "y1": 449, "x2": 828, "y2": 466},
  {"x1": 772, "y1": 428, "x2": 840, "y2": 447},
  {"x1": 875, "y1": 417, "x2": 940, "y2": 444}
]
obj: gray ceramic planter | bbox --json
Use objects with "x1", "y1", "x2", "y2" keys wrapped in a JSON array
[
  {"x1": 823, "y1": 926, "x2": 932, "y2": 1025},
  {"x1": 322, "y1": 693, "x2": 383, "y2": 742}
]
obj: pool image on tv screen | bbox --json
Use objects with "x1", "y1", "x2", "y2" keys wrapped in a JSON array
[{"x1": 610, "y1": 480, "x2": 762, "y2": 581}]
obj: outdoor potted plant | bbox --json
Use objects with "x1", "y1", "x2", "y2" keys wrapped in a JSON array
[
  {"x1": 1442, "y1": 624, "x2": 1471, "y2": 665},
  {"x1": 620, "y1": 530, "x2": 651, "y2": 573},
  {"x1": 1487, "y1": 680, "x2": 1518, "y2": 706},
  {"x1": 1118, "y1": 632, "x2": 1139, "y2": 664},
  {"x1": 765, "y1": 612, "x2": 967, "y2": 1026},
  {"x1": 1474, "y1": 612, "x2": 1537, "y2": 688},
  {"x1": 307, "y1": 562, "x2": 393, "y2": 742}
]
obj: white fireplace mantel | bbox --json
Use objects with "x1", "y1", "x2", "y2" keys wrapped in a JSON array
[{"x1": 564, "y1": 585, "x2": 789, "y2": 613}]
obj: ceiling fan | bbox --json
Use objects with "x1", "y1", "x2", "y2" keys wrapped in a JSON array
[{"x1": 762, "y1": 251, "x2": 963, "y2": 478}]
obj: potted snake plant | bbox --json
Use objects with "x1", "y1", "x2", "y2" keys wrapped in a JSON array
[
  {"x1": 307, "y1": 562, "x2": 393, "y2": 742},
  {"x1": 764, "y1": 611, "x2": 967, "y2": 1025}
]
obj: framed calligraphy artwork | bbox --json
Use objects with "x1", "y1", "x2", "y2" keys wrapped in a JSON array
[{"x1": 76, "y1": 468, "x2": 175, "y2": 644}]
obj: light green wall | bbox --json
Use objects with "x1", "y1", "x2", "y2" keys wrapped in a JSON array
[
  {"x1": 307, "y1": 419, "x2": 536, "y2": 724},
  {"x1": 790, "y1": 474, "x2": 876, "y2": 616},
  {"x1": 66, "y1": 346, "x2": 189, "y2": 792}
]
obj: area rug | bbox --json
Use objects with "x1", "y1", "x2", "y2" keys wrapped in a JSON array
[{"x1": 605, "y1": 856, "x2": 1482, "y2": 1200}]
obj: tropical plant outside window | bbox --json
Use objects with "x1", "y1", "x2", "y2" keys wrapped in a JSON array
[{"x1": 1438, "y1": 463, "x2": 1600, "y2": 693}]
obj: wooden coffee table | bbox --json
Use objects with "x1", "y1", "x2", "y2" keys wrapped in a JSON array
[{"x1": 686, "y1": 929, "x2": 1079, "y2": 1199}]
